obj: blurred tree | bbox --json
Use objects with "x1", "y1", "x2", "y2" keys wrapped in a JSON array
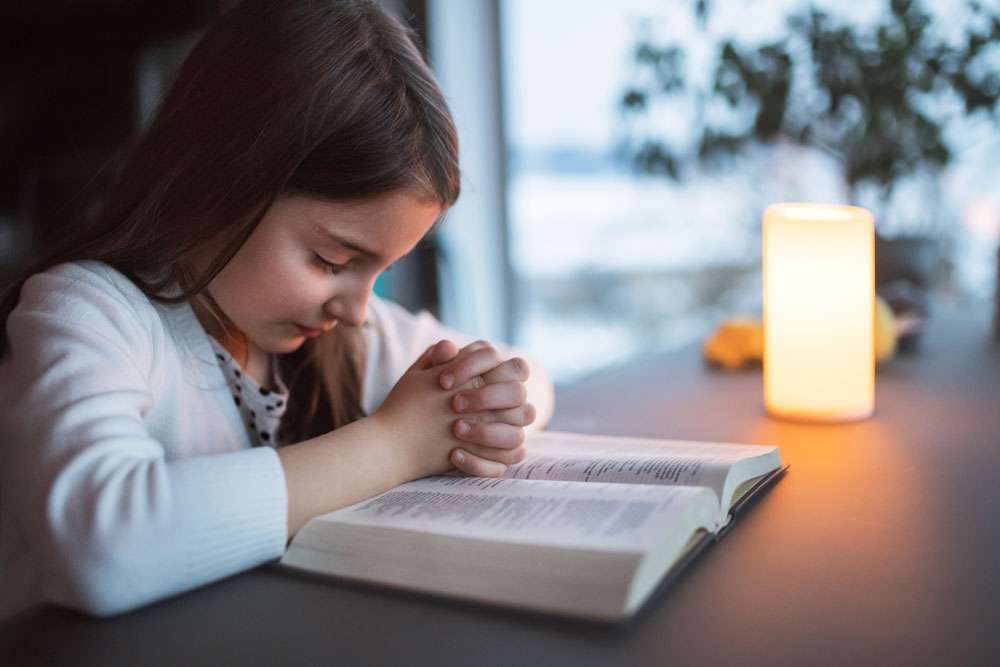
[{"x1": 621, "y1": 0, "x2": 1000, "y2": 222}]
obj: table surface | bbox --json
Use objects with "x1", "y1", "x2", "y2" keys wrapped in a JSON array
[{"x1": 2, "y1": 302, "x2": 999, "y2": 666}]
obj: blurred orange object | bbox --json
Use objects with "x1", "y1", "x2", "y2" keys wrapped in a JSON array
[{"x1": 702, "y1": 317, "x2": 764, "y2": 369}]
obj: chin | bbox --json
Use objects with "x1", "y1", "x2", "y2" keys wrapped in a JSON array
[{"x1": 271, "y1": 338, "x2": 308, "y2": 354}]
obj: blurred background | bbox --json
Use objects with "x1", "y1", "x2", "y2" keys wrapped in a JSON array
[{"x1": 2, "y1": 0, "x2": 999, "y2": 385}]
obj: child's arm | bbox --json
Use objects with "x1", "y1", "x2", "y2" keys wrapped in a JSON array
[
  {"x1": 0, "y1": 263, "x2": 290, "y2": 617},
  {"x1": 276, "y1": 340, "x2": 524, "y2": 536}
]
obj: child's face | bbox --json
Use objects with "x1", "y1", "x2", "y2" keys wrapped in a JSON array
[{"x1": 205, "y1": 191, "x2": 441, "y2": 354}]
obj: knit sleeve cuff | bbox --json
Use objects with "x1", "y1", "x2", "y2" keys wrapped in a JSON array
[{"x1": 170, "y1": 446, "x2": 288, "y2": 581}]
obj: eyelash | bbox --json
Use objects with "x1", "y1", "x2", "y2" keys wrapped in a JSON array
[{"x1": 313, "y1": 254, "x2": 348, "y2": 275}]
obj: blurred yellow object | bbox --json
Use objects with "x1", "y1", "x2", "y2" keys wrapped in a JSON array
[
  {"x1": 873, "y1": 295, "x2": 898, "y2": 364},
  {"x1": 704, "y1": 297, "x2": 897, "y2": 370},
  {"x1": 702, "y1": 317, "x2": 764, "y2": 369}
]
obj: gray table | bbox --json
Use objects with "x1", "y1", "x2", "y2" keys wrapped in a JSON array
[{"x1": 2, "y1": 302, "x2": 999, "y2": 666}]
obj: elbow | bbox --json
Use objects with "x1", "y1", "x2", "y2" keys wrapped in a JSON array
[
  {"x1": 42, "y1": 538, "x2": 162, "y2": 618},
  {"x1": 40, "y1": 461, "x2": 176, "y2": 617},
  {"x1": 49, "y1": 581, "x2": 141, "y2": 619},
  {"x1": 524, "y1": 358, "x2": 555, "y2": 431},
  {"x1": 529, "y1": 394, "x2": 555, "y2": 431}
]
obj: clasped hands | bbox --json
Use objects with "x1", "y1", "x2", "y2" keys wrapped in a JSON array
[
  {"x1": 422, "y1": 339, "x2": 535, "y2": 478},
  {"x1": 372, "y1": 338, "x2": 535, "y2": 480}
]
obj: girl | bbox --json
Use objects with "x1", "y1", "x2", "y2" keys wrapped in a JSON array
[{"x1": 0, "y1": 0, "x2": 553, "y2": 618}]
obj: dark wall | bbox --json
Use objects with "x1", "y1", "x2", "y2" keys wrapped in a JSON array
[
  {"x1": 0, "y1": 0, "x2": 440, "y2": 315},
  {"x1": 0, "y1": 0, "x2": 224, "y2": 265}
]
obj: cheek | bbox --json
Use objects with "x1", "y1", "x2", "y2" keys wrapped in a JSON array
[
  {"x1": 220, "y1": 239, "x2": 314, "y2": 318},
  {"x1": 255, "y1": 251, "x2": 325, "y2": 313}
]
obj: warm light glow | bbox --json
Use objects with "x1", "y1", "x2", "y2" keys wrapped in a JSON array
[
  {"x1": 763, "y1": 203, "x2": 874, "y2": 421},
  {"x1": 962, "y1": 197, "x2": 1000, "y2": 243}
]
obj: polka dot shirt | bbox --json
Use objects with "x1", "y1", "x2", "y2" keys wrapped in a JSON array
[{"x1": 208, "y1": 336, "x2": 288, "y2": 448}]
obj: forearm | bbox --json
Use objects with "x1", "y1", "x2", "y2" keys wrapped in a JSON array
[{"x1": 276, "y1": 416, "x2": 411, "y2": 538}]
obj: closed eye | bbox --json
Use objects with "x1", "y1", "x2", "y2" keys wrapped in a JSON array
[{"x1": 313, "y1": 254, "x2": 348, "y2": 275}]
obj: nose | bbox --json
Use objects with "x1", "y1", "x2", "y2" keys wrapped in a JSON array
[{"x1": 325, "y1": 283, "x2": 370, "y2": 328}]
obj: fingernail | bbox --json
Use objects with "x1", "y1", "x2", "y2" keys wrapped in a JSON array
[
  {"x1": 454, "y1": 395, "x2": 468, "y2": 411},
  {"x1": 456, "y1": 420, "x2": 470, "y2": 435},
  {"x1": 442, "y1": 374, "x2": 454, "y2": 389},
  {"x1": 453, "y1": 450, "x2": 465, "y2": 464}
]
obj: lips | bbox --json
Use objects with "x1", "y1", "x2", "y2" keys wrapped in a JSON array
[
  {"x1": 294, "y1": 322, "x2": 336, "y2": 338},
  {"x1": 295, "y1": 324, "x2": 323, "y2": 338}
]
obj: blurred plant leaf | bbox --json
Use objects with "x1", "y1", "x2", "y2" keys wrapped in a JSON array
[{"x1": 620, "y1": 0, "x2": 1000, "y2": 207}]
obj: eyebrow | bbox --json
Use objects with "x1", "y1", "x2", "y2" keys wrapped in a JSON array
[{"x1": 318, "y1": 228, "x2": 380, "y2": 261}]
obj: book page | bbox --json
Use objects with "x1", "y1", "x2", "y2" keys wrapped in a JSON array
[
  {"x1": 506, "y1": 430, "x2": 780, "y2": 513},
  {"x1": 315, "y1": 475, "x2": 720, "y2": 552}
]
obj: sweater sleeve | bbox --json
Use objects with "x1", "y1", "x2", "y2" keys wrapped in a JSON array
[
  {"x1": 0, "y1": 264, "x2": 288, "y2": 617},
  {"x1": 360, "y1": 296, "x2": 555, "y2": 430}
]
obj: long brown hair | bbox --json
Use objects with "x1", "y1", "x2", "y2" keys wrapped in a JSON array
[{"x1": 0, "y1": 0, "x2": 461, "y2": 444}]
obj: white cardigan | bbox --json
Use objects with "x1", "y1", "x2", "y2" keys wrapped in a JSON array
[{"x1": 0, "y1": 261, "x2": 553, "y2": 618}]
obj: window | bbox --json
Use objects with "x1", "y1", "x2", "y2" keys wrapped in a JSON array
[{"x1": 499, "y1": 0, "x2": 1000, "y2": 383}]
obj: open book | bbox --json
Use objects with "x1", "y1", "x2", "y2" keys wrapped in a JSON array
[{"x1": 280, "y1": 430, "x2": 785, "y2": 622}]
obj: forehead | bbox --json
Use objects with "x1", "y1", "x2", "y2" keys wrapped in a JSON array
[
  {"x1": 269, "y1": 191, "x2": 441, "y2": 251},
  {"x1": 272, "y1": 192, "x2": 434, "y2": 225}
]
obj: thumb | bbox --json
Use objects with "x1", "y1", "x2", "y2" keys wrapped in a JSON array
[
  {"x1": 410, "y1": 339, "x2": 458, "y2": 371},
  {"x1": 429, "y1": 339, "x2": 460, "y2": 367},
  {"x1": 409, "y1": 344, "x2": 437, "y2": 372}
]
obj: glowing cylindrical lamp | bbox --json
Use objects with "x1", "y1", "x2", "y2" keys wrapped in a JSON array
[{"x1": 763, "y1": 203, "x2": 875, "y2": 421}]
